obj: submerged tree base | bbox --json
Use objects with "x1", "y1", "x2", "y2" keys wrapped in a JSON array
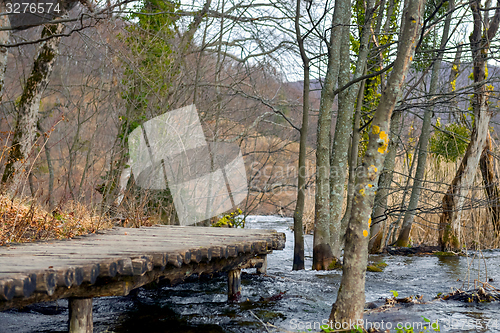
[{"x1": 312, "y1": 244, "x2": 334, "y2": 270}]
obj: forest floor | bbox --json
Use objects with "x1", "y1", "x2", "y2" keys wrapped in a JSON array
[{"x1": 0, "y1": 195, "x2": 113, "y2": 246}]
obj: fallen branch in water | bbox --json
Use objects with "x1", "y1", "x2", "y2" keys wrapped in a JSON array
[
  {"x1": 438, "y1": 280, "x2": 500, "y2": 302},
  {"x1": 249, "y1": 310, "x2": 272, "y2": 333}
]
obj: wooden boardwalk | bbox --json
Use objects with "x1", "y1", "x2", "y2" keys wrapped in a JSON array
[{"x1": 0, "y1": 225, "x2": 285, "y2": 331}]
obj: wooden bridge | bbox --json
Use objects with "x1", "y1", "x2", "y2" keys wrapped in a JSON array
[{"x1": 0, "y1": 225, "x2": 285, "y2": 332}]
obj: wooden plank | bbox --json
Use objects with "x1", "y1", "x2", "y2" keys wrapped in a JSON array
[
  {"x1": 131, "y1": 256, "x2": 153, "y2": 276},
  {"x1": 167, "y1": 253, "x2": 183, "y2": 268},
  {"x1": 117, "y1": 258, "x2": 133, "y2": 276},
  {"x1": 0, "y1": 240, "x2": 273, "y2": 276},
  {"x1": 151, "y1": 253, "x2": 167, "y2": 269},
  {"x1": 0, "y1": 240, "x2": 269, "y2": 256},
  {"x1": 81, "y1": 264, "x2": 99, "y2": 285},
  {"x1": 0, "y1": 235, "x2": 284, "y2": 256}
]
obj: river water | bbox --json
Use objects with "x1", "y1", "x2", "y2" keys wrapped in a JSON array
[{"x1": 2, "y1": 215, "x2": 500, "y2": 332}]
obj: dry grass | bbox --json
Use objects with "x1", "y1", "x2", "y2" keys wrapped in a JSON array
[
  {"x1": 297, "y1": 149, "x2": 500, "y2": 250},
  {"x1": 382, "y1": 154, "x2": 500, "y2": 249},
  {"x1": 0, "y1": 195, "x2": 113, "y2": 246}
]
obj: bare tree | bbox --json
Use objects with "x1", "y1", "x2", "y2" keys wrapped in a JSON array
[
  {"x1": 329, "y1": 0, "x2": 376, "y2": 259},
  {"x1": 0, "y1": 2, "x2": 9, "y2": 102},
  {"x1": 330, "y1": 0, "x2": 424, "y2": 322},
  {"x1": 292, "y1": 0, "x2": 310, "y2": 271},
  {"x1": 1, "y1": 20, "x2": 69, "y2": 192},
  {"x1": 313, "y1": 0, "x2": 349, "y2": 270},
  {"x1": 439, "y1": 0, "x2": 500, "y2": 250}
]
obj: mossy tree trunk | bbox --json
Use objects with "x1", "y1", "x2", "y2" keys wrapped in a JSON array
[
  {"x1": 1, "y1": 23, "x2": 65, "y2": 193},
  {"x1": 329, "y1": 0, "x2": 374, "y2": 259},
  {"x1": 312, "y1": 0, "x2": 347, "y2": 270},
  {"x1": 37, "y1": 122, "x2": 55, "y2": 209},
  {"x1": 439, "y1": 0, "x2": 500, "y2": 250},
  {"x1": 330, "y1": 0, "x2": 423, "y2": 323}
]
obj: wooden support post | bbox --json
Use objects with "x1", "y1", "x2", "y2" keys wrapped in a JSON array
[
  {"x1": 227, "y1": 269, "x2": 241, "y2": 302},
  {"x1": 257, "y1": 254, "x2": 267, "y2": 274},
  {"x1": 68, "y1": 297, "x2": 93, "y2": 333}
]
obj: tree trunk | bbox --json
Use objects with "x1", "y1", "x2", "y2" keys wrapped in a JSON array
[
  {"x1": 439, "y1": 0, "x2": 500, "y2": 250},
  {"x1": 328, "y1": 13, "x2": 352, "y2": 261},
  {"x1": 369, "y1": 110, "x2": 402, "y2": 253},
  {"x1": 312, "y1": 0, "x2": 347, "y2": 270},
  {"x1": 439, "y1": 120, "x2": 489, "y2": 250},
  {"x1": 292, "y1": 0, "x2": 309, "y2": 271},
  {"x1": 330, "y1": 0, "x2": 423, "y2": 323},
  {"x1": 101, "y1": 118, "x2": 132, "y2": 213},
  {"x1": 340, "y1": 79, "x2": 365, "y2": 242},
  {"x1": 36, "y1": 121, "x2": 55, "y2": 209},
  {"x1": 396, "y1": 0, "x2": 453, "y2": 246},
  {"x1": 0, "y1": 2, "x2": 9, "y2": 102},
  {"x1": 329, "y1": 0, "x2": 374, "y2": 259},
  {"x1": 1, "y1": 23, "x2": 65, "y2": 193},
  {"x1": 480, "y1": 132, "x2": 500, "y2": 234},
  {"x1": 44, "y1": 134, "x2": 55, "y2": 210}
]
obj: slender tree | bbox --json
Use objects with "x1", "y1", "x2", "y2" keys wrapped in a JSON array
[
  {"x1": 341, "y1": 79, "x2": 365, "y2": 243},
  {"x1": 439, "y1": 0, "x2": 500, "y2": 250},
  {"x1": 313, "y1": 0, "x2": 349, "y2": 270},
  {"x1": 330, "y1": 0, "x2": 424, "y2": 322},
  {"x1": 329, "y1": 0, "x2": 375, "y2": 259},
  {"x1": 0, "y1": 1, "x2": 9, "y2": 102},
  {"x1": 292, "y1": 0, "x2": 311, "y2": 270}
]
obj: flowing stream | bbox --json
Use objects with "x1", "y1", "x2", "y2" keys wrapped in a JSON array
[{"x1": 2, "y1": 215, "x2": 500, "y2": 332}]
